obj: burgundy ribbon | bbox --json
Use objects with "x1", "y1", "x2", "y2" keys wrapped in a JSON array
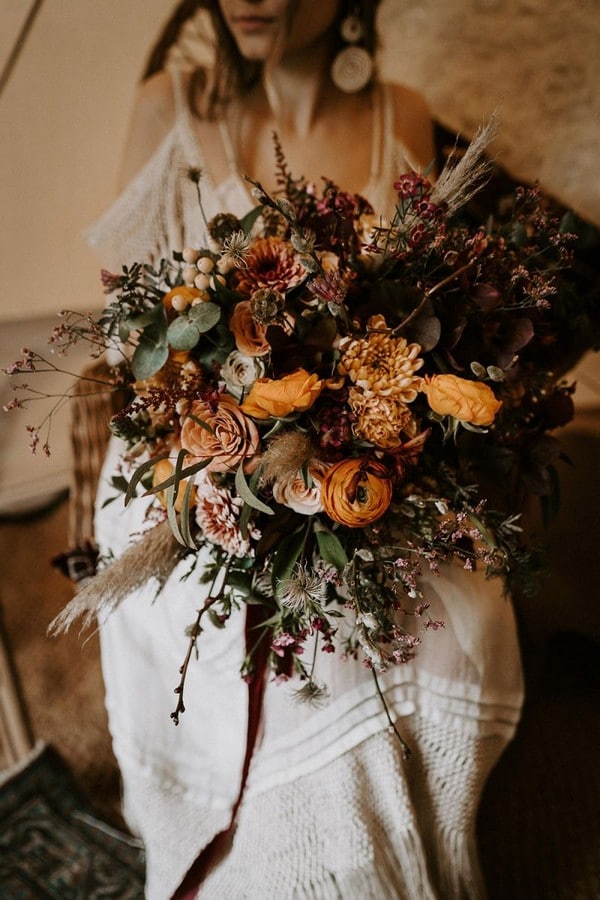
[{"x1": 171, "y1": 605, "x2": 271, "y2": 899}]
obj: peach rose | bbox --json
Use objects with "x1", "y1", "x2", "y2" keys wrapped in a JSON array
[
  {"x1": 421, "y1": 374, "x2": 502, "y2": 426},
  {"x1": 152, "y1": 458, "x2": 196, "y2": 512},
  {"x1": 240, "y1": 369, "x2": 323, "y2": 420},
  {"x1": 272, "y1": 462, "x2": 330, "y2": 515},
  {"x1": 229, "y1": 300, "x2": 270, "y2": 357},
  {"x1": 321, "y1": 458, "x2": 393, "y2": 528},
  {"x1": 180, "y1": 395, "x2": 260, "y2": 473}
]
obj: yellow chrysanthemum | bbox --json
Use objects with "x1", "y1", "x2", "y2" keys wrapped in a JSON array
[
  {"x1": 338, "y1": 315, "x2": 423, "y2": 401},
  {"x1": 348, "y1": 388, "x2": 417, "y2": 450}
]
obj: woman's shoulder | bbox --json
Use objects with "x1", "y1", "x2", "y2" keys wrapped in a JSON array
[
  {"x1": 381, "y1": 81, "x2": 435, "y2": 173},
  {"x1": 116, "y1": 69, "x2": 183, "y2": 191},
  {"x1": 134, "y1": 69, "x2": 175, "y2": 127}
]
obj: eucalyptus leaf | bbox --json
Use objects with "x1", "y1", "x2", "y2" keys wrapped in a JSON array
[
  {"x1": 167, "y1": 316, "x2": 201, "y2": 351},
  {"x1": 149, "y1": 458, "x2": 211, "y2": 494},
  {"x1": 131, "y1": 340, "x2": 169, "y2": 380},
  {"x1": 166, "y1": 483, "x2": 186, "y2": 546},
  {"x1": 235, "y1": 464, "x2": 274, "y2": 515},
  {"x1": 239, "y1": 466, "x2": 263, "y2": 538},
  {"x1": 125, "y1": 309, "x2": 161, "y2": 330},
  {"x1": 188, "y1": 302, "x2": 222, "y2": 332},
  {"x1": 180, "y1": 477, "x2": 197, "y2": 549},
  {"x1": 124, "y1": 452, "x2": 170, "y2": 505}
]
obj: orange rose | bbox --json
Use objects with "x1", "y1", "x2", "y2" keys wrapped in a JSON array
[
  {"x1": 321, "y1": 458, "x2": 393, "y2": 528},
  {"x1": 229, "y1": 300, "x2": 271, "y2": 357},
  {"x1": 421, "y1": 374, "x2": 502, "y2": 426},
  {"x1": 180, "y1": 395, "x2": 260, "y2": 473},
  {"x1": 240, "y1": 369, "x2": 323, "y2": 420},
  {"x1": 152, "y1": 458, "x2": 196, "y2": 512}
]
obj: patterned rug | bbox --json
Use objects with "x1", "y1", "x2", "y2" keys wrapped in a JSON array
[{"x1": 0, "y1": 744, "x2": 145, "y2": 899}]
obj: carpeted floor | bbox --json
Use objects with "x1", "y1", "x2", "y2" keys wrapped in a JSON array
[
  {"x1": 0, "y1": 497, "x2": 122, "y2": 828},
  {"x1": 0, "y1": 743, "x2": 144, "y2": 899}
]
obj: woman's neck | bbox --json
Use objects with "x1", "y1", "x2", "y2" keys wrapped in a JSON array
[{"x1": 260, "y1": 37, "x2": 334, "y2": 138}]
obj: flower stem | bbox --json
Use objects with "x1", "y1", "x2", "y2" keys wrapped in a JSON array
[
  {"x1": 371, "y1": 667, "x2": 411, "y2": 760},
  {"x1": 171, "y1": 560, "x2": 231, "y2": 725}
]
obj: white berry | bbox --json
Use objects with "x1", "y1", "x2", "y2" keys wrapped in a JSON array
[{"x1": 182, "y1": 247, "x2": 200, "y2": 264}]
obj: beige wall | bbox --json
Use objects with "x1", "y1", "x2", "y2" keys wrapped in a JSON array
[{"x1": 0, "y1": 0, "x2": 171, "y2": 324}]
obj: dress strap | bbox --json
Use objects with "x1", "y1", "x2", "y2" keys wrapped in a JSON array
[
  {"x1": 368, "y1": 83, "x2": 387, "y2": 183},
  {"x1": 169, "y1": 66, "x2": 189, "y2": 119},
  {"x1": 166, "y1": 66, "x2": 205, "y2": 167},
  {"x1": 217, "y1": 116, "x2": 240, "y2": 177}
]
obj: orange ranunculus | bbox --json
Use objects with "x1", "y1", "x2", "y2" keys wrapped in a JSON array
[
  {"x1": 321, "y1": 458, "x2": 393, "y2": 528},
  {"x1": 421, "y1": 374, "x2": 502, "y2": 426},
  {"x1": 152, "y1": 458, "x2": 197, "y2": 512},
  {"x1": 180, "y1": 395, "x2": 260, "y2": 473},
  {"x1": 240, "y1": 369, "x2": 323, "y2": 420},
  {"x1": 229, "y1": 300, "x2": 271, "y2": 357}
]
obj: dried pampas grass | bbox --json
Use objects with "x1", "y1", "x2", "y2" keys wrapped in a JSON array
[
  {"x1": 48, "y1": 520, "x2": 190, "y2": 636},
  {"x1": 260, "y1": 431, "x2": 317, "y2": 485},
  {"x1": 431, "y1": 113, "x2": 500, "y2": 215}
]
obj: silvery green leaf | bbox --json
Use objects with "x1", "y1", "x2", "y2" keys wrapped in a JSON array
[
  {"x1": 188, "y1": 302, "x2": 221, "y2": 332},
  {"x1": 131, "y1": 339, "x2": 169, "y2": 380},
  {"x1": 167, "y1": 316, "x2": 201, "y2": 351}
]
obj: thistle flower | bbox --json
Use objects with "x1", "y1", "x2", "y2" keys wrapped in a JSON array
[
  {"x1": 279, "y1": 564, "x2": 327, "y2": 612},
  {"x1": 290, "y1": 679, "x2": 331, "y2": 708},
  {"x1": 221, "y1": 230, "x2": 254, "y2": 267}
]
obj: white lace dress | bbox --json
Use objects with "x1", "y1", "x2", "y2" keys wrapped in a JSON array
[{"x1": 89, "y1": 69, "x2": 524, "y2": 900}]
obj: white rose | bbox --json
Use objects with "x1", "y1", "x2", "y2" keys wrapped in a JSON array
[
  {"x1": 220, "y1": 351, "x2": 265, "y2": 400},
  {"x1": 272, "y1": 463, "x2": 329, "y2": 516}
]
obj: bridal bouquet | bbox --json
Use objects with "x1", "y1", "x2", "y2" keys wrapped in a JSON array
[{"x1": 5, "y1": 132, "x2": 596, "y2": 732}]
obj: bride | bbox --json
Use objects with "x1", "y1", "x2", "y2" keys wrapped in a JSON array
[{"x1": 88, "y1": 2, "x2": 523, "y2": 897}]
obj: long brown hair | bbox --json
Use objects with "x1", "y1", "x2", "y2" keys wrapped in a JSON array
[{"x1": 143, "y1": 1, "x2": 381, "y2": 119}]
